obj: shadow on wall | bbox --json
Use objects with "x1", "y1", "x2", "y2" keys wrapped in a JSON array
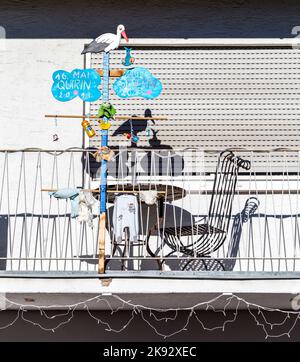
[
  {"x1": 112, "y1": 109, "x2": 173, "y2": 149},
  {"x1": 90, "y1": 109, "x2": 185, "y2": 179},
  {"x1": 0, "y1": 215, "x2": 8, "y2": 270}
]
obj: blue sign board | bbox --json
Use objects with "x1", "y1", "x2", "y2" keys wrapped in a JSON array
[
  {"x1": 113, "y1": 67, "x2": 162, "y2": 99},
  {"x1": 51, "y1": 68, "x2": 101, "y2": 102}
]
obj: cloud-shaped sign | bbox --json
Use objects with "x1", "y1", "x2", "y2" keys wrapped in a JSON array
[
  {"x1": 51, "y1": 69, "x2": 101, "y2": 102},
  {"x1": 113, "y1": 67, "x2": 162, "y2": 99}
]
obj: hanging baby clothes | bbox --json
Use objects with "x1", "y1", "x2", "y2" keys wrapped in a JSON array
[
  {"x1": 113, "y1": 194, "x2": 139, "y2": 242},
  {"x1": 78, "y1": 190, "x2": 99, "y2": 228},
  {"x1": 139, "y1": 190, "x2": 158, "y2": 205},
  {"x1": 49, "y1": 188, "x2": 79, "y2": 217}
]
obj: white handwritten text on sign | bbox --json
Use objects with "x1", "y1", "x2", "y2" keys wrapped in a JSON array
[{"x1": 51, "y1": 69, "x2": 101, "y2": 102}]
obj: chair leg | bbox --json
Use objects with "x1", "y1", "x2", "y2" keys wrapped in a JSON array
[
  {"x1": 145, "y1": 232, "x2": 163, "y2": 271},
  {"x1": 122, "y1": 228, "x2": 130, "y2": 271}
]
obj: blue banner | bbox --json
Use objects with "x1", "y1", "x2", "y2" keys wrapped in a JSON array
[
  {"x1": 113, "y1": 67, "x2": 162, "y2": 99},
  {"x1": 51, "y1": 68, "x2": 101, "y2": 102}
]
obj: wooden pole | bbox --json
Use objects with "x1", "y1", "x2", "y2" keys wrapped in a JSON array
[
  {"x1": 44, "y1": 115, "x2": 168, "y2": 120},
  {"x1": 98, "y1": 52, "x2": 110, "y2": 274},
  {"x1": 96, "y1": 69, "x2": 125, "y2": 77}
]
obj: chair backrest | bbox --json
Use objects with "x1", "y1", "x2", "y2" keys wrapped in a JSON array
[{"x1": 207, "y1": 151, "x2": 251, "y2": 233}]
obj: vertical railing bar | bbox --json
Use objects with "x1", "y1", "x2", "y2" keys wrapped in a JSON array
[
  {"x1": 84, "y1": 222, "x2": 90, "y2": 272},
  {"x1": 63, "y1": 216, "x2": 71, "y2": 271},
  {"x1": 73, "y1": 152, "x2": 80, "y2": 263},
  {"x1": 60, "y1": 151, "x2": 73, "y2": 258},
  {"x1": 44, "y1": 152, "x2": 56, "y2": 260},
  {"x1": 11, "y1": 152, "x2": 24, "y2": 261},
  {"x1": 22, "y1": 152, "x2": 29, "y2": 270},
  {"x1": 54, "y1": 152, "x2": 62, "y2": 268},
  {"x1": 159, "y1": 151, "x2": 171, "y2": 266},
  {"x1": 132, "y1": 149, "x2": 138, "y2": 268},
  {"x1": 277, "y1": 153, "x2": 285, "y2": 271},
  {"x1": 136, "y1": 162, "x2": 143, "y2": 270},
  {"x1": 27, "y1": 152, "x2": 41, "y2": 270},
  {"x1": 69, "y1": 216, "x2": 74, "y2": 272},
  {"x1": 151, "y1": 151, "x2": 160, "y2": 260},
  {"x1": 185, "y1": 150, "x2": 196, "y2": 260},
  {"x1": 283, "y1": 151, "x2": 293, "y2": 271},
  {"x1": 246, "y1": 152, "x2": 254, "y2": 271},
  {"x1": 294, "y1": 151, "x2": 300, "y2": 271},
  {"x1": 48, "y1": 217, "x2": 55, "y2": 271},
  {"x1": 17, "y1": 217, "x2": 25, "y2": 271},
  {"x1": 39, "y1": 152, "x2": 45, "y2": 271},
  {"x1": 77, "y1": 221, "x2": 83, "y2": 272},
  {"x1": 4, "y1": 153, "x2": 13, "y2": 270},
  {"x1": 268, "y1": 153, "x2": 278, "y2": 271},
  {"x1": 32, "y1": 217, "x2": 40, "y2": 271},
  {"x1": 245, "y1": 153, "x2": 256, "y2": 272},
  {"x1": 263, "y1": 156, "x2": 272, "y2": 271},
  {"x1": 249, "y1": 218, "x2": 256, "y2": 271},
  {"x1": 234, "y1": 152, "x2": 244, "y2": 272},
  {"x1": 252, "y1": 153, "x2": 264, "y2": 271},
  {"x1": 281, "y1": 155, "x2": 288, "y2": 272},
  {"x1": 0, "y1": 151, "x2": 7, "y2": 210}
]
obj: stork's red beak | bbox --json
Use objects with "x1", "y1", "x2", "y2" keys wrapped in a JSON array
[{"x1": 121, "y1": 31, "x2": 129, "y2": 42}]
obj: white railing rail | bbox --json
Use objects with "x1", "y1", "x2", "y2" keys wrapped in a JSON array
[{"x1": 0, "y1": 148, "x2": 300, "y2": 274}]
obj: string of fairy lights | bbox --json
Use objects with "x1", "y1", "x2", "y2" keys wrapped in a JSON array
[{"x1": 0, "y1": 293, "x2": 300, "y2": 339}]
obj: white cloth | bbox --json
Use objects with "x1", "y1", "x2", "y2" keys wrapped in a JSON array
[
  {"x1": 139, "y1": 190, "x2": 158, "y2": 205},
  {"x1": 78, "y1": 191, "x2": 98, "y2": 228},
  {"x1": 113, "y1": 194, "x2": 139, "y2": 242}
]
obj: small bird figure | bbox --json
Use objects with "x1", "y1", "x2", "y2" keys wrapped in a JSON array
[{"x1": 82, "y1": 24, "x2": 128, "y2": 54}]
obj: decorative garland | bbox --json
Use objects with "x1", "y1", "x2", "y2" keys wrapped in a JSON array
[{"x1": 0, "y1": 293, "x2": 299, "y2": 339}]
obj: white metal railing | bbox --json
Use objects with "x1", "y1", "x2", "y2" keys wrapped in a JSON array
[{"x1": 0, "y1": 148, "x2": 300, "y2": 275}]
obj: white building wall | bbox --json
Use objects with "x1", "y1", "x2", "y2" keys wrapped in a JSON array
[{"x1": 0, "y1": 39, "x2": 90, "y2": 149}]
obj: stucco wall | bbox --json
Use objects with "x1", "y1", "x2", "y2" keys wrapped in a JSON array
[{"x1": 0, "y1": 39, "x2": 87, "y2": 149}]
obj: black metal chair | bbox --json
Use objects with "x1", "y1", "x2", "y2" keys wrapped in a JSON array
[{"x1": 162, "y1": 151, "x2": 251, "y2": 260}]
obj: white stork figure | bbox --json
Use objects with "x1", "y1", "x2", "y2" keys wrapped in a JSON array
[{"x1": 82, "y1": 24, "x2": 128, "y2": 54}]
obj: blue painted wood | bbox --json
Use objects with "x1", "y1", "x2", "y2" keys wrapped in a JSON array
[{"x1": 100, "y1": 52, "x2": 110, "y2": 214}]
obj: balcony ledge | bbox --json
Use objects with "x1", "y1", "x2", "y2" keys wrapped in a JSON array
[{"x1": 0, "y1": 272, "x2": 300, "y2": 310}]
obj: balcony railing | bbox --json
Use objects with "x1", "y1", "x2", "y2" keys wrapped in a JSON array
[{"x1": 0, "y1": 148, "x2": 300, "y2": 276}]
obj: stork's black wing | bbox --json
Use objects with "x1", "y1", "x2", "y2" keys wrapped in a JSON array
[{"x1": 81, "y1": 40, "x2": 109, "y2": 54}]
